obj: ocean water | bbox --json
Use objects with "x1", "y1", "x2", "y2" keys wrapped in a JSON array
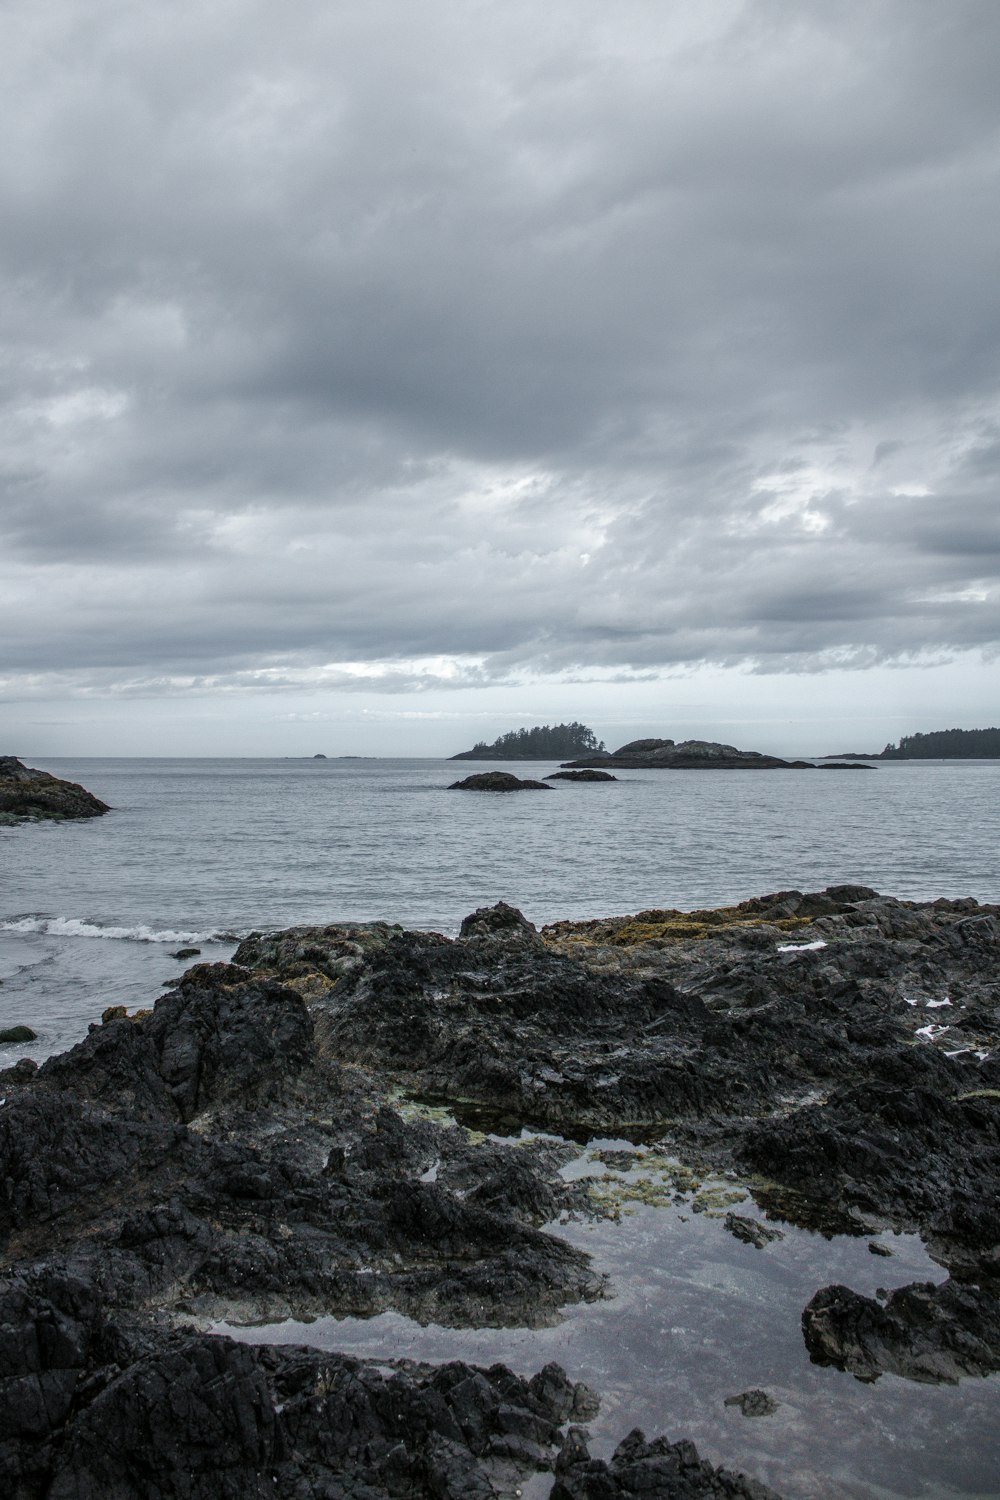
[
  {"x1": 1, "y1": 755, "x2": 998, "y2": 1060},
  {"x1": 2, "y1": 756, "x2": 1000, "y2": 1498}
]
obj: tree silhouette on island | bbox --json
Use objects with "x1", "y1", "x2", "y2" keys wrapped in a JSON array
[{"x1": 450, "y1": 722, "x2": 606, "y2": 760}]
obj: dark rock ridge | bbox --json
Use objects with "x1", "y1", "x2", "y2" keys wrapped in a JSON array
[
  {"x1": 449, "y1": 771, "x2": 552, "y2": 790},
  {"x1": 0, "y1": 757, "x2": 110, "y2": 824},
  {"x1": 544, "y1": 769, "x2": 618, "y2": 782},
  {"x1": 563, "y1": 737, "x2": 841, "y2": 770}
]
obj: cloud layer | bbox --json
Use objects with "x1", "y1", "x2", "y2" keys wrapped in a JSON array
[{"x1": 2, "y1": 0, "x2": 998, "y2": 709}]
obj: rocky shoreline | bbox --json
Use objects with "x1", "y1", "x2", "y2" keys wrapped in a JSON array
[
  {"x1": 2, "y1": 888, "x2": 998, "y2": 1496},
  {"x1": 0, "y1": 758, "x2": 109, "y2": 825}
]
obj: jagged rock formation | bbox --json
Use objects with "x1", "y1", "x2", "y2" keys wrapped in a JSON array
[
  {"x1": 5, "y1": 884, "x2": 1000, "y2": 1491},
  {"x1": 802, "y1": 1280, "x2": 1000, "y2": 1384},
  {"x1": 0, "y1": 757, "x2": 110, "y2": 824},
  {"x1": 550, "y1": 1428, "x2": 782, "y2": 1499}
]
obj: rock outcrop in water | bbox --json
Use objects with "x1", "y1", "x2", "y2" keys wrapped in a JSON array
[
  {"x1": 0, "y1": 757, "x2": 110, "y2": 824},
  {"x1": 3, "y1": 884, "x2": 1000, "y2": 1494},
  {"x1": 449, "y1": 771, "x2": 552, "y2": 791},
  {"x1": 544, "y1": 769, "x2": 618, "y2": 782},
  {"x1": 563, "y1": 737, "x2": 871, "y2": 770}
]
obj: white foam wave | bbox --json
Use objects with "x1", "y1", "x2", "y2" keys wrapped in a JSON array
[{"x1": 0, "y1": 915, "x2": 220, "y2": 945}]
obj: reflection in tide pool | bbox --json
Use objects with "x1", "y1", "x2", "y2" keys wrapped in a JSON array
[{"x1": 212, "y1": 1145, "x2": 1000, "y2": 1500}]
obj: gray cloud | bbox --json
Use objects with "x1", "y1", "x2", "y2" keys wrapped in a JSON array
[{"x1": 1, "y1": 0, "x2": 999, "y2": 709}]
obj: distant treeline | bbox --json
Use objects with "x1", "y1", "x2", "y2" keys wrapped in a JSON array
[
  {"x1": 881, "y1": 727, "x2": 1000, "y2": 759},
  {"x1": 451, "y1": 722, "x2": 606, "y2": 760}
]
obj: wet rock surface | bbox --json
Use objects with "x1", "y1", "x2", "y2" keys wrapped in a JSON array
[
  {"x1": 550, "y1": 1427, "x2": 782, "y2": 1498},
  {"x1": 0, "y1": 1268, "x2": 598, "y2": 1499},
  {"x1": 0, "y1": 757, "x2": 110, "y2": 824},
  {"x1": 232, "y1": 887, "x2": 1000, "y2": 1369},
  {"x1": 802, "y1": 1279, "x2": 1000, "y2": 1384},
  {"x1": 4, "y1": 884, "x2": 1000, "y2": 1494}
]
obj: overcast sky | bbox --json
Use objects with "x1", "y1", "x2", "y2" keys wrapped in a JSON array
[{"x1": 2, "y1": 0, "x2": 998, "y2": 757}]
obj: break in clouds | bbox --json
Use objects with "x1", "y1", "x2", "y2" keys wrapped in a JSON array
[{"x1": 1, "y1": 0, "x2": 999, "y2": 703}]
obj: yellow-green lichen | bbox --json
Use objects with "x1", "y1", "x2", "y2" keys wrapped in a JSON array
[{"x1": 543, "y1": 908, "x2": 815, "y2": 951}]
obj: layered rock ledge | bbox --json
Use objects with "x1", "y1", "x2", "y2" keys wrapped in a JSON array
[{"x1": 0, "y1": 757, "x2": 110, "y2": 824}]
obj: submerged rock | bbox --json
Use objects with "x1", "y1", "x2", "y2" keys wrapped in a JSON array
[
  {"x1": 0, "y1": 757, "x2": 110, "y2": 823},
  {"x1": 724, "y1": 1212, "x2": 784, "y2": 1249}
]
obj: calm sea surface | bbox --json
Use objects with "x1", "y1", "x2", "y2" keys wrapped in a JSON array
[
  {"x1": 2, "y1": 756, "x2": 1000, "y2": 1498},
  {"x1": 2, "y1": 755, "x2": 998, "y2": 1059}
]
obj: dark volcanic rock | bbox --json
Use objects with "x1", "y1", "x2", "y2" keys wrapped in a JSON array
[
  {"x1": 802, "y1": 1279, "x2": 1000, "y2": 1383},
  {"x1": 724, "y1": 1389, "x2": 779, "y2": 1417},
  {"x1": 1, "y1": 958, "x2": 600, "y2": 1332},
  {"x1": 449, "y1": 771, "x2": 552, "y2": 790},
  {"x1": 550, "y1": 1427, "x2": 783, "y2": 1498},
  {"x1": 0, "y1": 1268, "x2": 595, "y2": 1499},
  {"x1": 6, "y1": 883, "x2": 1000, "y2": 1492},
  {"x1": 0, "y1": 757, "x2": 110, "y2": 824},
  {"x1": 460, "y1": 899, "x2": 543, "y2": 943}
]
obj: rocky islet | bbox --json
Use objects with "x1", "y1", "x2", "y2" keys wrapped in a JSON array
[
  {"x1": 1, "y1": 886, "x2": 998, "y2": 1495},
  {"x1": 563, "y1": 737, "x2": 871, "y2": 771},
  {"x1": 0, "y1": 758, "x2": 110, "y2": 825}
]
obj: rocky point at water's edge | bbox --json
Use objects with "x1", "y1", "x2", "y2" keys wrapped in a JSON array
[
  {"x1": 0, "y1": 757, "x2": 110, "y2": 825},
  {"x1": 1, "y1": 886, "x2": 999, "y2": 1497}
]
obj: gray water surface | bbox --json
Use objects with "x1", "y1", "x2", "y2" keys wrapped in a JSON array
[
  {"x1": 213, "y1": 1142, "x2": 998, "y2": 1500},
  {"x1": 2, "y1": 756, "x2": 998, "y2": 1059}
]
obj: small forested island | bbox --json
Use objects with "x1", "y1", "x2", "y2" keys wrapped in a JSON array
[
  {"x1": 829, "y1": 728, "x2": 1000, "y2": 760},
  {"x1": 0, "y1": 756, "x2": 110, "y2": 824},
  {"x1": 880, "y1": 727, "x2": 1000, "y2": 759},
  {"x1": 450, "y1": 721, "x2": 606, "y2": 760}
]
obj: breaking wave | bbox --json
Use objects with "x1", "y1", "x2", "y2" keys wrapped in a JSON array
[{"x1": 0, "y1": 915, "x2": 223, "y2": 945}]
